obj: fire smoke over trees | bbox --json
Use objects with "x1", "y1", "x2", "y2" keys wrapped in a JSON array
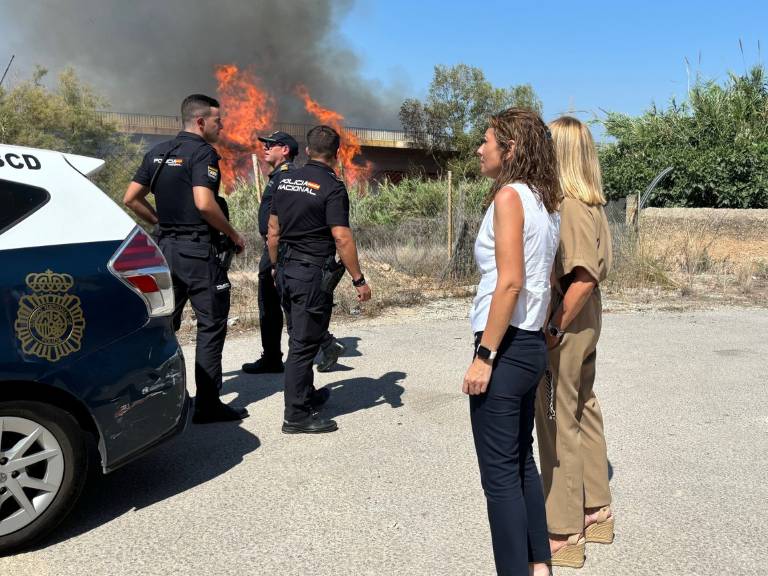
[{"x1": 0, "y1": 0, "x2": 403, "y2": 128}]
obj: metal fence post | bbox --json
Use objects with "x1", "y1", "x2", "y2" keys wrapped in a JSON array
[
  {"x1": 447, "y1": 170, "x2": 453, "y2": 258},
  {"x1": 252, "y1": 154, "x2": 263, "y2": 201}
]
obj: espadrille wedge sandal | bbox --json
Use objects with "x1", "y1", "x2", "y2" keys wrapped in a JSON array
[
  {"x1": 549, "y1": 533, "x2": 586, "y2": 569},
  {"x1": 585, "y1": 506, "x2": 615, "y2": 544}
]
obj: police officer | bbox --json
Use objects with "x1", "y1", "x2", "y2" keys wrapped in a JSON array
[
  {"x1": 242, "y1": 131, "x2": 346, "y2": 375},
  {"x1": 267, "y1": 125, "x2": 371, "y2": 434},
  {"x1": 123, "y1": 94, "x2": 249, "y2": 424},
  {"x1": 241, "y1": 132, "x2": 297, "y2": 374}
]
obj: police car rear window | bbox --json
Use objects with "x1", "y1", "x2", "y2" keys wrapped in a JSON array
[{"x1": 0, "y1": 179, "x2": 51, "y2": 235}]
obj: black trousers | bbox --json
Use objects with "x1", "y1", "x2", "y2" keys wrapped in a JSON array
[
  {"x1": 470, "y1": 326, "x2": 551, "y2": 575},
  {"x1": 275, "y1": 258, "x2": 332, "y2": 421},
  {"x1": 258, "y1": 245, "x2": 284, "y2": 359},
  {"x1": 160, "y1": 237, "x2": 230, "y2": 408},
  {"x1": 260, "y1": 246, "x2": 334, "y2": 360}
]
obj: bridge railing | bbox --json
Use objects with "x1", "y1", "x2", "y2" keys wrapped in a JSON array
[{"x1": 97, "y1": 111, "x2": 428, "y2": 148}]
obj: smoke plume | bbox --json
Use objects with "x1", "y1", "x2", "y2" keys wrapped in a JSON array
[{"x1": 0, "y1": 0, "x2": 403, "y2": 128}]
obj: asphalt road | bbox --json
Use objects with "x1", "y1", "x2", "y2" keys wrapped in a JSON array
[{"x1": 2, "y1": 305, "x2": 767, "y2": 576}]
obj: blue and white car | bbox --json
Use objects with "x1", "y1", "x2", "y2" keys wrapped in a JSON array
[{"x1": 0, "y1": 144, "x2": 188, "y2": 553}]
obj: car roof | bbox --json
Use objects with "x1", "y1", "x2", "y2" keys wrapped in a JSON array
[{"x1": 0, "y1": 144, "x2": 136, "y2": 251}]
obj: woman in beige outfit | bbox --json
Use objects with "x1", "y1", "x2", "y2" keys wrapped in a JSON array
[{"x1": 535, "y1": 117, "x2": 614, "y2": 569}]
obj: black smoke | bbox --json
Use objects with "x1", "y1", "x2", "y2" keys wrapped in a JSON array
[{"x1": 0, "y1": 0, "x2": 403, "y2": 127}]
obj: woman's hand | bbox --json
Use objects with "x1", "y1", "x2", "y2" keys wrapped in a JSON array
[
  {"x1": 462, "y1": 357, "x2": 493, "y2": 395},
  {"x1": 545, "y1": 330, "x2": 561, "y2": 350}
]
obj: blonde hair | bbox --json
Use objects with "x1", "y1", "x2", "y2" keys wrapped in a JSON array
[{"x1": 549, "y1": 116, "x2": 606, "y2": 206}]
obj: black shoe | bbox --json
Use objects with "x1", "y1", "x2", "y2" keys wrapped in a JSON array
[
  {"x1": 309, "y1": 387, "x2": 331, "y2": 408},
  {"x1": 316, "y1": 339, "x2": 345, "y2": 372},
  {"x1": 193, "y1": 402, "x2": 249, "y2": 424},
  {"x1": 282, "y1": 412, "x2": 338, "y2": 434},
  {"x1": 242, "y1": 355, "x2": 284, "y2": 374}
]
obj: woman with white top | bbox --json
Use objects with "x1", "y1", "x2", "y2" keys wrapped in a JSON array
[{"x1": 464, "y1": 108, "x2": 561, "y2": 576}]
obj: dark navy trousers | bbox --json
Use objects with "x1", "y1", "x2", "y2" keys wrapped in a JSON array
[
  {"x1": 257, "y1": 245, "x2": 284, "y2": 360},
  {"x1": 470, "y1": 326, "x2": 551, "y2": 576},
  {"x1": 160, "y1": 237, "x2": 230, "y2": 408},
  {"x1": 275, "y1": 258, "x2": 333, "y2": 421}
]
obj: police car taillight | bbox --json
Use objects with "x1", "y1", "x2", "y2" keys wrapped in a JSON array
[{"x1": 108, "y1": 226, "x2": 174, "y2": 317}]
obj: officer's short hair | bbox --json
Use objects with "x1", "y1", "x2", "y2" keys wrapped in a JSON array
[
  {"x1": 306, "y1": 125, "x2": 340, "y2": 159},
  {"x1": 181, "y1": 94, "x2": 220, "y2": 125}
]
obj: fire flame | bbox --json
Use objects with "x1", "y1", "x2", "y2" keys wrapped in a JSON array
[
  {"x1": 214, "y1": 64, "x2": 275, "y2": 190},
  {"x1": 213, "y1": 66, "x2": 371, "y2": 190},
  {"x1": 295, "y1": 85, "x2": 372, "y2": 186}
]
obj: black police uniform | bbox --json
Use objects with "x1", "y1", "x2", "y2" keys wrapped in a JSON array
[
  {"x1": 271, "y1": 160, "x2": 349, "y2": 422},
  {"x1": 255, "y1": 160, "x2": 293, "y2": 364},
  {"x1": 133, "y1": 131, "x2": 231, "y2": 411}
]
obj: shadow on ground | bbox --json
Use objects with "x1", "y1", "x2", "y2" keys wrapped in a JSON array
[
  {"x1": 323, "y1": 371, "x2": 406, "y2": 418},
  {"x1": 36, "y1": 415, "x2": 259, "y2": 549}
]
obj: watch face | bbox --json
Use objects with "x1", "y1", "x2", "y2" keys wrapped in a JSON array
[
  {"x1": 548, "y1": 326, "x2": 559, "y2": 337},
  {"x1": 477, "y1": 345, "x2": 491, "y2": 359}
]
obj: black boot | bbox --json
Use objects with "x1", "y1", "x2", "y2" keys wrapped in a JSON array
[
  {"x1": 282, "y1": 411, "x2": 337, "y2": 434},
  {"x1": 193, "y1": 401, "x2": 249, "y2": 424},
  {"x1": 242, "y1": 354, "x2": 284, "y2": 374}
]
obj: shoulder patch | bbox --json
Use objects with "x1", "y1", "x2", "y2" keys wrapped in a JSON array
[
  {"x1": 207, "y1": 166, "x2": 219, "y2": 180},
  {"x1": 280, "y1": 164, "x2": 290, "y2": 171}
]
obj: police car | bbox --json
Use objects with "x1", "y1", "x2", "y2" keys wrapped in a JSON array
[{"x1": 0, "y1": 144, "x2": 188, "y2": 553}]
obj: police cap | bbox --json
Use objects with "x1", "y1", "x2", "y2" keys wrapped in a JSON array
[{"x1": 258, "y1": 131, "x2": 299, "y2": 158}]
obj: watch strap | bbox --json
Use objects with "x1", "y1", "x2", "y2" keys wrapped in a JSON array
[
  {"x1": 476, "y1": 345, "x2": 497, "y2": 361},
  {"x1": 352, "y1": 274, "x2": 366, "y2": 287}
]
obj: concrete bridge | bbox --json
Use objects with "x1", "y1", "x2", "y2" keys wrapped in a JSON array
[{"x1": 98, "y1": 111, "x2": 441, "y2": 181}]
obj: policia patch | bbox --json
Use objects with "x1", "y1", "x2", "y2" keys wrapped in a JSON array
[{"x1": 15, "y1": 270, "x2": 86, "y2": 362}]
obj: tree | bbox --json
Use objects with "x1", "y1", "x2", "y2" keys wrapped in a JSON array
[
  {"x1": 600, "y1": 64, "x2": 768, "y2": 208},
  {"x1": 0, "y1": 67, "x2": 143, "y2": 206},
  {"x1": 399, "y1": 64, "x2": 542, "y2": 175}
]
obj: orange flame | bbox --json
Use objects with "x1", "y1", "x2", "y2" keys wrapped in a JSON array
[
  {"x1": 295, "y1": 85, "x2": 372, "y2": 186},
  {"x1": 215, "y1": 64, "x2": 276, "y2": 190}
]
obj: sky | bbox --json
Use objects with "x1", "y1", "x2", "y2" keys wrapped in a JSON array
[
  {"x1": 1, "y1": 0, "x2": 766, "y2": 139},
  {"x1": 339, "y1": 0, "x2": 767, "y2": 131}
]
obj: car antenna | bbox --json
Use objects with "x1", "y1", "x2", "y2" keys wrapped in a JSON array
[{"x1": 0, "y1": 54, "x2": 15, "y2": 89}]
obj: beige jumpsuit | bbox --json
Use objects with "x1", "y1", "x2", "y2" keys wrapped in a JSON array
[{"x1": 535, "y1": 198, "x2": 613, "y2": 535}]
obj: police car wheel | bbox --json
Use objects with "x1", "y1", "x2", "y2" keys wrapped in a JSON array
[{"x1": 0, "y1": 401, "x2": 88, "y2": 554}]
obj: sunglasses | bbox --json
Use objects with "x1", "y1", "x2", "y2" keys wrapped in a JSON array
[{"x1": 263, "y1": 142, "x2": 287, "y2": 151}]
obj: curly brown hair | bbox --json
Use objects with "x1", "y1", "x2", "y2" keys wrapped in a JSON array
[{"x1": 485, "y1": 108, "x2": 560, "y2": 213}]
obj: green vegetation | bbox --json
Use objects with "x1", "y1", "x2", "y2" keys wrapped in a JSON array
[
  {"x1": 399, "y1": 63, "x2": 541, "y2": 176},
  {"x1": 0, "y1": 67, "x2": 142, "y2": 204},
  {"x1": 349, "y1": 176, "x2": 487, "y2": 226},
  {"x1": 600, "y1": 64, "x2": 768, "y2": 208}
]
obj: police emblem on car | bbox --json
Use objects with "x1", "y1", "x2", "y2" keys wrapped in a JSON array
[{"x1": 14, "y1": 269, "x2": 86, "y2": 362}]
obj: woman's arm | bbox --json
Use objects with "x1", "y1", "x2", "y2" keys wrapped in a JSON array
[
  {"x1": 463, "y1": 186, "x2": 525, "y2": 395},
  {"x1": 551, "y1": 267, "x2": 596, "y2": 332}
]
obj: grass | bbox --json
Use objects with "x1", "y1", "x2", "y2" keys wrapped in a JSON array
[{"x1": 605, "y1": 213, "x2": 767, "y2": 304}]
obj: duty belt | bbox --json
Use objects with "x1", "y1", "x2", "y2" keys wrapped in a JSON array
[
  {"x1": 279, "y1": 244, "x2": 328, "y2": 267},
  {"x1": 158, "y1": 229, "x2": 212, "y2": 242}
]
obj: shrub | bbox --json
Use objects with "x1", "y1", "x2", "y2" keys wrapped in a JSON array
[{"x1": 600, "y1": 64, "x2": 768, "y2": 208}]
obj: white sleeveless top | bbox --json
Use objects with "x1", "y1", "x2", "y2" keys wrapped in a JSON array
[{"x1": 470, "y1": 182, "x2": 560, "y2": 333}]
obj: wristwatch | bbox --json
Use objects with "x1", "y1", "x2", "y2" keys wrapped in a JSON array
[
  {"x1": 547, "y1": 323, "x2": 565, "y2": 340},
  {"x1": 476, "y1": 345, "x2": 497, "y2": 361},
  {"x1": 352, "y1": 274, "x2": 366, "y2": 287}
]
